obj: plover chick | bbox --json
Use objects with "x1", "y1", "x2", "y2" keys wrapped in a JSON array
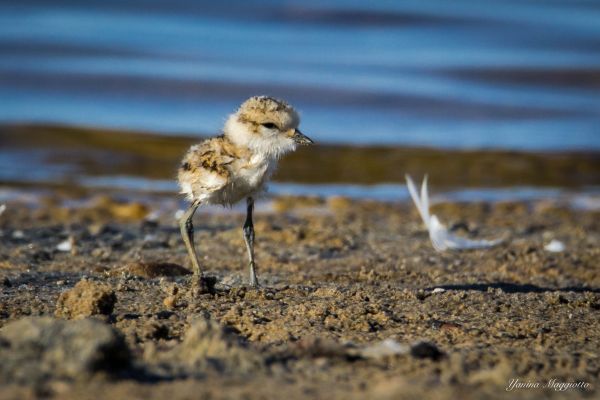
[{"x1": 178, "y1": 96, "x2": 313, "y2": 289}]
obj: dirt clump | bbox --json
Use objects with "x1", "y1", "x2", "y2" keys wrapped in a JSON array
[
  {"x1": 0, "y1": 317, "x2": 130, "y2": 385},
  {"x1": 55, "y1": 279, "x2": 116, "y2": 319},
  {"x1": 167, "y1": 317, "x2": 264, "y2": 376}
]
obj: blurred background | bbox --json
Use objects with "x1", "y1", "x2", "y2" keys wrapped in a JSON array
[{"x1": 0, "y1": 0, "x2": 599, "y2": 202}]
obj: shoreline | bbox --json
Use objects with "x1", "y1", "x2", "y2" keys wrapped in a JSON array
[
  {"x1": 1, "y1": 122, "x2": 599, "y2": 190},
  {"x1": 1, "y1": 181, "x2": 598, "y2": 215}
]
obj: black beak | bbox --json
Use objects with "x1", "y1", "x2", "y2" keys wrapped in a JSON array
[{"x1": 292, "y1": 129, "x2": 314, "y2": 145}]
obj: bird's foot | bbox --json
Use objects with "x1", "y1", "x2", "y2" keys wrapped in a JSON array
[
  {"x1": 249, "y1": 262, "x2": 260, "y2": 288},
  {"x1": 190, "y1": 274, "x2": 217, "y2": 297},
  {"x1": 249, "y1": 277, "x2": 260, "y2": 289}
]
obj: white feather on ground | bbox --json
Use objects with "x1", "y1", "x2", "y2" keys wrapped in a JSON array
[{"x1": 405, "y1": 175, "x2": 504, "y2": 252}]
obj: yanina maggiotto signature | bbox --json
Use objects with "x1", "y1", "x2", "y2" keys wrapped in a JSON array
[{"x1": 506, "y1": 378, "x2": 591, "y2": 392}]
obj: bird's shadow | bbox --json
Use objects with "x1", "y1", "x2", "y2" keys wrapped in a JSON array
[{"x1": 428, "y1": 282, "x2": 600, "y2": 294}]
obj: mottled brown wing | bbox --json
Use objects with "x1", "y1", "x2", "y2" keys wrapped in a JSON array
[{"x1": 178, "y1": 138, "x2": 235, "y2": 198}]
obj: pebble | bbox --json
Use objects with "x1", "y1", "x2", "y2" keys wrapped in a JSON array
[
  {"x1": 544, "y1": 239, "x2": 565, "y2": 252},
  {"x1": 163, "y1": 295, "x2": 178, "y2": 309},
  {"x1": 56, "y1": 237, "x2": 74, "y2": 252}
]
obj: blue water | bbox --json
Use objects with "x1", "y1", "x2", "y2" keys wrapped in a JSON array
[{"x1": 1, "y1": 1, "x2": 599, "y2": 149}]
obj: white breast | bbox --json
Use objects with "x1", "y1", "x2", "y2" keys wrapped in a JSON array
[
  {"x1": 245, "y1": 154, "x2": 276, "y2": 186},
  {"x1": 206, "y1": 155, "x2": 277, "y2": 206}
]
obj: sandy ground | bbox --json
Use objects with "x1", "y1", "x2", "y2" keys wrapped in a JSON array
[{"x1": 0, "y1": 191, "x2": 598, "y2": 399}]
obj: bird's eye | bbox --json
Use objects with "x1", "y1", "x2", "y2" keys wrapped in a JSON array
[{"x1": 261, "y1": 122, "x2": 278, "y2": 129}]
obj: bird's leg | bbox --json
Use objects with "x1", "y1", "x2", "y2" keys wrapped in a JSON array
[
  {"x1": 179, "y1": 199, "x2": 203, "y2": 280},
  {"x1": 243, "y1": 196, "x2": 259, "y2": 287}
]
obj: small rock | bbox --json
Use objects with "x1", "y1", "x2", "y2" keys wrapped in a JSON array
[
  {"x1": 432, "y1": 288, "x2": 446, "y2": 294},
  {"x1": 12, "y1": 230, "x2": 24, "y2": 239},
  {"x1": 55, "y1": 279, "x2": 116, "y2": 319},
  {"x1": 0, "y1": 317, "x2": 130, "y2": 385},
  {"x1": 544, "y1": 239, "x2": 565, "y2": 253},
  {"x1": 0, "y1": 204, "x2": 5, "y2": 217},
  {"x1": 163, "y1": 295, "x2": 178, "y2": 309},
  {"x1": 56, "y1": 236, "x2": 75, "y2": 253}
]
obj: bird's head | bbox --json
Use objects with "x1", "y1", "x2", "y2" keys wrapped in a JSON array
[{"x1": 224, "y1": 96, "x2": 313, "y2": 158}]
